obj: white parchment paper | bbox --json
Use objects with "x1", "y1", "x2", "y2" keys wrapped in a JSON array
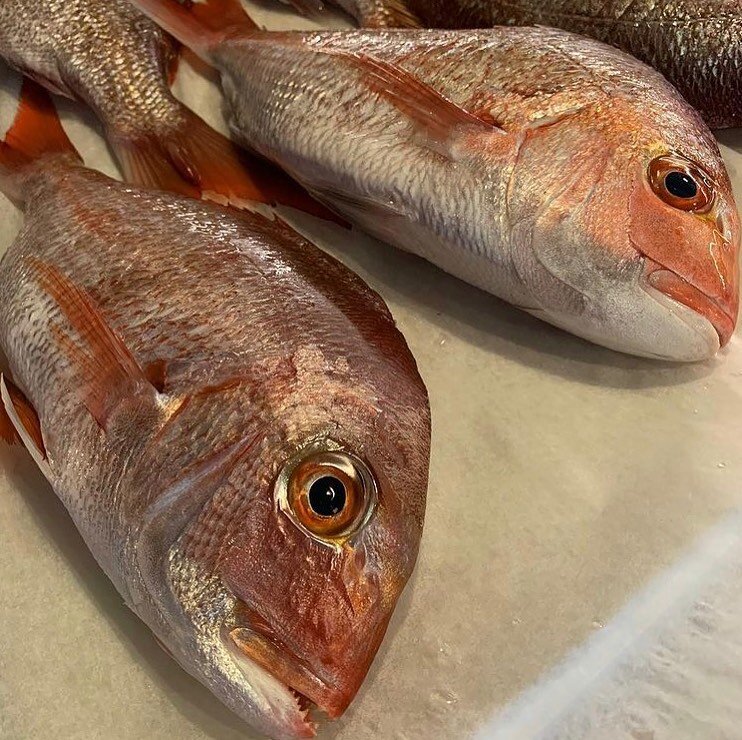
[{"x1": 1, "y1": 4, "x2": 742, "y2": 739}]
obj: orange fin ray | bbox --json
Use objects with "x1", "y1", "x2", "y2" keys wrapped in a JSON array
[
  {"x1": 0, "y1": 376, "x2": 51, "y2": 477},
  {"x1": 131, "y1": 0, "x2": 257, "y2": 60},
  {"x1": 28, "y1": 258, "x2": 155, "y2": 429},
  {"x1": 337, "y1": 51, "x2": 501, "y2": 144}
]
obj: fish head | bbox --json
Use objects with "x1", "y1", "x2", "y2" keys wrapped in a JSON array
[
  {"x1": 505, "y1": 103, "x2": 740, "y2": 361},
  {"x1": 158, "y1": 348, "x2": 430, "y2": 737},
  {"x1": 626, "y1": 150, "x2": 739, "y2": 356}
]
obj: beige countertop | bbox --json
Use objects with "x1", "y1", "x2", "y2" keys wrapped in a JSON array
[{"x1": 1, "y1": 4, "x2": 742, "y2": 739}]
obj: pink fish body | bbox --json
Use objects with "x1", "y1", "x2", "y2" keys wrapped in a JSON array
[
  {"x1": 0, "y1": 82, "x2": 430, "y2": 739},
  {"x1": 133, "y1": 0, "x2": 740, "y2": 362}
]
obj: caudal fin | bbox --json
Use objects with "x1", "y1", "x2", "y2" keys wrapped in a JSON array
[
  {"x1": 131, "y1": 0, "x2": 258, "y2": 60},
  {"x1": 0, "y1": 78, "x2": 81, "y2": 203},
  {"x1": 109, "y1": 106, "x2": 343, "y2": 222}
]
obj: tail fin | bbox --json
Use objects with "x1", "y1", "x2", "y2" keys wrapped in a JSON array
[
  {"x1": 109, "y1": 105, "x2": 343, "y2": 222},
  {"x1": 131, "y1": 0, "x2": 258, "y2": 59},
  {"x1": 0, "y1": 78, "x2": 81, "y2": 203}
]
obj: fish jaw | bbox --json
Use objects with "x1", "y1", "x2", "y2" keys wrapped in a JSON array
[
  {"x1": 645, "y1": 262, "x2": 737, "y2": 349},
  {"x1": 220, "y1": 511, "x2": 401, "y2": 721},
  {"x1": 223, "y1": 635, "x2": 319, "y2": 739},
  {"x1": 230, "y1": 620, "x2": 377, "y2": 719}
]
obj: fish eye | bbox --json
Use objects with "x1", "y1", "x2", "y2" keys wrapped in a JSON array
[
  {"x1": 308, "y1": 476, "x2": 347, "y2": 517},
  {"x1": 648, "y1": 154, "x2": 713, "y2": 212},
  {"x1": 283, "y1": 450, "x2": 376, "y2": 540}
]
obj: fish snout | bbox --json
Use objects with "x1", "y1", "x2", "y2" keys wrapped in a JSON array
[
  {"x1": 228, "y1": 547, "x2": 390, "y2": 719},
  {"x1": 647, "y1": 265, "x2": 738, "y2": 347},
  {"x1": 645, "y1": 217, "x2": 739, "y2": 348},
  {"x1": 222, "y1": 513, "x2": 394, "y2": 721}
]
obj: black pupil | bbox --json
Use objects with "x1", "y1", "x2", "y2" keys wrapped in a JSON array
[
  {"x1": 308, "y1": 476, "x2": 347, "y2": 517},
  {"x1": 664, "y1": 171, "x2": 698, "y2": 199}
]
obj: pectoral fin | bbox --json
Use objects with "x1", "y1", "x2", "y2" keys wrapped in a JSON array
[
  {"x1": 29, "y1": 258, "x2": 158, "y2": 429},
  {"x1": 334, "y1": 50, "x2": 502, "y2": 146}
]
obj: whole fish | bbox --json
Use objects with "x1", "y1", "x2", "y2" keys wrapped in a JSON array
[
  {"x1": 133, "y1": 0, "x2": 739, "y2": 362},
  {"x1": 0, "y1": 0, "x2": 333, "y2": 216},
  {"x1": 0, "y1": 80, "x2": 430, "y2": 739},
  {"x1": 326, "y1": 0, "x2": 742, "y2": 129}
]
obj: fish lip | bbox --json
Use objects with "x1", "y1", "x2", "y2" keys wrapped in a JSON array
[
  {"x1": 643, "y1": 260, "x2": 736, "y2": 348},
  {"x1": 224, "y1": 634, "x2": 319, "y2": 739},
  {"x1": 229, "y1": 625, "x2": 352, "y2": 720}
]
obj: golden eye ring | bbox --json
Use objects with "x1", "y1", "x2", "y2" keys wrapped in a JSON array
[
  {"x1": 648, "y1": 154, "x2": 714, "y2": 213},
  {"x1": 276, "y1": 444, "x2": 377, "y2": 541}
]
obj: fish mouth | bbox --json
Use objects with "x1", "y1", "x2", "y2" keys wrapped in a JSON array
[
  {"x1": 229, "y1": 626, "x2": 355, "y2": 721},
  {"x1": 644, "y1": 261, "x2": 736, "y2": 348},
  {"x1": 225, "y1": 627, "x2": 319, "y2": 739}
]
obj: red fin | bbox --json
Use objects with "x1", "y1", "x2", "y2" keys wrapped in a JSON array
[
  {"x1": 144, "y1": 359, "x2": 169, "y2": 393},
  {"x1": 111, "y1": 108, "x2": 344, "y2": 222},
  {"x1": 0, "y1": 78, "x2": 81, "y2": 201},
  {"x1": 163, "y1": 33, "x2": 181, "y2": 86},
  {"x1": 0, "y1": 376, "x2": 51, "y2": 477},
  {"x1": 131, "y1": 0, "x2": 257, "y2": 60},
  {"x1": 0, "y1": 378, "x2": 46, "y2": 457},
  {"x1": 338, "y1": 52, "x2": 499, "y2": 142},
  {"x1": 28, "y1": 258, "x2": 153, "y2": 428},
  {"x1": 0, "y1": 399, "x2": 22, "y2": 446}
]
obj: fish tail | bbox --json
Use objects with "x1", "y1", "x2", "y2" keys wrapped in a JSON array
[
  {"x1": 0, "y1": 78, "x2": 82, "y2": 204},
  {"x1": 130, "y1": 0, "x2": 258, "y2": 61},
  {"x1": 109, "y1": 105, "x2": 343, "y2": 221}
]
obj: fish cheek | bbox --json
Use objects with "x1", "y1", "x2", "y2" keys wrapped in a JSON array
[{"x1": 220, "y1": 497, "x2": 384, "y2": 664}]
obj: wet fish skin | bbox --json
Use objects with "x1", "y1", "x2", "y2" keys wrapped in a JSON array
[
  {"x1": 0, "y1": 90, "x2": 430, "y2": 738},
  {"x1": 0, "y1": 0, "x2": 178, "y2": 136},
  {"x1": 131, "y1": 0, "x2": 740, "y2": 361},
  {"x1": 335, "y1": 0, "x2": 742, "y2": 129}
]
